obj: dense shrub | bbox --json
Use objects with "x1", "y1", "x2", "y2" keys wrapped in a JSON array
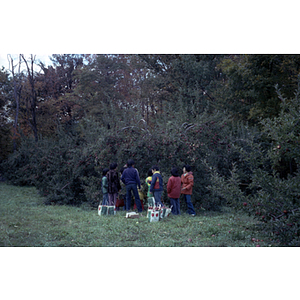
[
  {"x1": 1, "y1": 110, "x2": 240, "y2": 210},
  {"x1": 207, "y1": 86, "x2": 300, "y2": 246}
]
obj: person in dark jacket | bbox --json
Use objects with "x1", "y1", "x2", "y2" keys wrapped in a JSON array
[
  {"x1": 121, "y1": 159, "x2": 143, "y2": 213},
  {"x1": 150, "y1": 165, "x2": 164, "y2": 207},
  {"x1": 107, "y1": 163, "x2": 121, "y2": 207},
  {"x1": 167, "y1": 167, "x2": 181, "y2": 215}
]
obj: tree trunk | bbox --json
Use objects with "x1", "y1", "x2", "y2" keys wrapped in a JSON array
[
  {"x1": 9, "y1": 55, "x2": 22, "y2": 151},
  {"x1": 21, "y1": 54, "x2": 38, "y2": 142}
]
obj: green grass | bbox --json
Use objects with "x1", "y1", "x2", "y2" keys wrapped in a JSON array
[{"x1": 0, "y1": 182, "x2": 275, "y2": 247}]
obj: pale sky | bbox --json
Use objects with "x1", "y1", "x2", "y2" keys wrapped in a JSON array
[{"x1": 0, "y1": 54, "x2": 53, "y2": 72}]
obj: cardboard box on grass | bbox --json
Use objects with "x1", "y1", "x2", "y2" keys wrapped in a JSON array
[
  {"x1": 126, "y1": 212, "x2": 140, "y2": 219},
  {"x1": 147, "y1": 197, "x2": 155, "y2": 208},
  {"x1": 147, "y1": 208, "x2": 160, "y2": 222},
  {"x1": 160, "y1": 206, "x2": 172, "y2": 219},
  {"x1": 98, "y1": 205, "x2": 116, "y2": 216}
]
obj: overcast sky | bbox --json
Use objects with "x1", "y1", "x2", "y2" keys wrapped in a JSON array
[
  {"x1": 0, "y1": 54, "x2": 53, "y2": 72},
  {"x1": 1, "y1": 3, "x2": 299, "y2": 73}
]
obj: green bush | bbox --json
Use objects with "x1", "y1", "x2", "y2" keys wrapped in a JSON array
[
  {"x1": 207, "y1": 85, "x2": 300, "y2": 246},
  {"x1": 1, "y1": 109, "x2": 240, "y2": 211}
]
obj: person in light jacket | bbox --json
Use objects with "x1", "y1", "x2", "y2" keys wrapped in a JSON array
[
  {"x1": 181, "y1": 165, "x2": 196, "y2": 216},
  {"x1": 101, "y1": 168, "x2": 109, "y2": 205}
]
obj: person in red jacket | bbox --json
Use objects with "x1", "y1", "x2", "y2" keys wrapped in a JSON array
[
  {"x1": 181, "y1": 165, "x2": 196, "y2": 216},
  {"x1": 167, "y1": 167, "x2": 182, "y2": 215}
]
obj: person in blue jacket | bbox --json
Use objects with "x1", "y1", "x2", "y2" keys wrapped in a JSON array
[
  {"x1": 121, "y1": 159, "x2": 143, "y2": 213},
  {"x1": 149, "y1": 165, "x2": 164, "y2": 207}
]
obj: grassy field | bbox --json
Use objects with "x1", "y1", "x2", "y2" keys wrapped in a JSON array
[{"x1": 0, "y1": 182, "x2": 275, "y2": 247}]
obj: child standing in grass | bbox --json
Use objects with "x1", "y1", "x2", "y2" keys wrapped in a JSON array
[
  {"x1": 101, "y1": 168, "x2": 109, "y2": 205},
  {"x1": 146, "y1": 168, "x2": 155, "y2": 207},
  {"x1": 150, "y1": 165, "x2": 164, "y2": 207},
  {"x1": 145, "y1": 169, "x2": 153, "y2": 198},
  {"x1": 167, "y1": 167, "x2": 181, "y2": 215},
  {"x1": 181, "y1": 165, "x2": 196, "y2": 216}
]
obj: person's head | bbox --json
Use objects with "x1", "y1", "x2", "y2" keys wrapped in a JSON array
[
  {"x1": 120, "y1": 167, "x2": 126, "y2": 175},
  {"x1": 110, "y1": 162, "x2": 118, "y2": 170},
  {"x1": 127, "y1": 159, "x2": 135, "y2": 167},
  {"x1": 171, "y1": 167, "x2": 179, "y2": 177},
  {"x1": 148, "y1": 168, "x2": 153, "y2": 177},
  {"x1": 151, "y1": 165, "x2": 159, "y2": 173},
  {"x1": 183, "y1": 164, "x2": 191, "y2": 173},
  {"x1": 102, "y1": 168, "x2": 109, "y2": 176}
]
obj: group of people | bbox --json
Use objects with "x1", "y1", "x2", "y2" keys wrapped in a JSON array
[{"x1": 101, "y1": 159, "x2": 196, "y2": 216}]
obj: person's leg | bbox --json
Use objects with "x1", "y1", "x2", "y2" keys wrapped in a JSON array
[
  {"x1": 132, "y1": 185, "x2": 142, "y2": 213},
  {"x1": 153, "y1": 191, "x2": 163, "y2": 207},
  {"x1": 176, "y1": 198, "x2": 181, "y2": 215},
  {"x1": 153, "y1": 191, "x2": 158, "y2": 206},
  {"x1": 113, "y1": 193, "x2": 118, "y2": 206},
  {"x1": 185, "y1": 194, "x2": 196, "y2": 215},
  {"x1": 172, "y1": 199, "x2": 180, "y2": 215},
  {"x1": 108, "y1": 193, "x2": 114, "y2": 206},
  {"x1": 125, "y1": 185, "x2": 132, "y2": 211},
  {"x1": 102, "y1": 193, "x2": 108, "y2": 205},
  {"x1": 170, "y1": 198, "x2": 177, "y2": 215}
]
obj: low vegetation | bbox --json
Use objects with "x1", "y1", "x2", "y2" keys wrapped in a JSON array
[{"x1": 0, "y1": 183, "x2": 275, "y2": 247}]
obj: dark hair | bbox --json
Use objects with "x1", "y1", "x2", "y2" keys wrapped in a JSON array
[
  {"x1": 120, "y1": 167, "x2": 126, "y2": 175},
  {"x1": 110, "y1": 163, "x2": 118, "y2": 170},
  {"x1": 183, "y1": 165, "x2": 191, "y2": 172},
  {"x1": 127, "y1": 159, "x2": 135, "y2": 167},
  {"x1": 147, "y1": 169, "x2": 153, "y2": 177},
  {"x1": 171, "y1": 167, "x2": 179, "y2": 177},
  {"x1": 102, "y1": 168, "x2": 109, "y2": 176},
  {"x1": 152, "y1": 165, "x2": 159, "y2": 171}
]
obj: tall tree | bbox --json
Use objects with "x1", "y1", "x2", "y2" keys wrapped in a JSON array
[
  {"x1": 21, "y1": 54, "x2": 39, "y2": 142},
  {"x1": 0, "y1": 66, "x2": 13, "y2": 160},
  {"x1": 219, "y1": 54, "x2": 300, "y2": 123},
  {"x1": 8, "y1": 55, "x2": 23, "y2": 150},
  {"x1": 73, "y1": 54, "x2": 130, "y2": 128},
  {"x1": 50, "y1": 54, "x2": 84, "y2": 92},
  {"x1": 138, "y1": 54, "x2": 225, "y2": 117}
]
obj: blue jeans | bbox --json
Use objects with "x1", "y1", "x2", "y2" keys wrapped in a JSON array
[
  {"x1": 125, "y1": 184, "x2": 142, "y2": 212},
  {"x1": 170, "y1": 198, "x2": 180, "y2": 215},
  {"x1": 153, "y1": 190, "x2": 164, "y2": 207},
  {"x1": 108, "y1": 193, "x2": 118, "y2": 206},
  {"x1": 183, "y1": 194, "x2": 196, "y2": 215},
  {"x1": 102, "y1": 193, "x2": 108, "y2": 205}
]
